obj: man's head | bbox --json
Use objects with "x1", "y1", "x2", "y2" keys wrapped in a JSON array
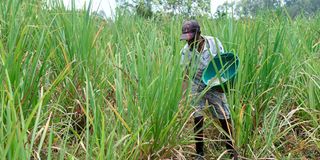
[{"x1": 180, "y1": 20, "x2": 201, "y2": 48}]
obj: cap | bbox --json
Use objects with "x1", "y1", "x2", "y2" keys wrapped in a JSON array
[{"x1": 180, "y1": 20, "x2": 201, "y2": 40}]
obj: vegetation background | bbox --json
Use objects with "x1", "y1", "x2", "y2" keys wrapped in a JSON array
[{"x1": 0, "y1": 0, "x2": 319, "y2": 159}]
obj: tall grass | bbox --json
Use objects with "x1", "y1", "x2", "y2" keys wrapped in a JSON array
[
  {"x1": 205, "y1": 12, "x2": 320, "y2": 158},
  {"x1": 0, "y1": 0, "x2": 319, "y2": 159}
]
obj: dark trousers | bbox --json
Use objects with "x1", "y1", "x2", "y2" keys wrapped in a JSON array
[{"x1": 194, "y1": 116, "x2": 235, "y2": 156}]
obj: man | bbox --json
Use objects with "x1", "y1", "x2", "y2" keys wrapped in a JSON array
[{"x1": 180, "y1": 20, "x2": 237, "y2": 159}]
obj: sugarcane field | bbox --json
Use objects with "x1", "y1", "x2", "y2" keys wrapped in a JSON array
[{"x1": 0, "y1": 0, "x2": 319, "y2": 159}]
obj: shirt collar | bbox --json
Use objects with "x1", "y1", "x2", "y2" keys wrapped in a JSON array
[
  {"x1": 185, "y1": 35, "x2": 208, "y2": 54},
  {"x1": 202, "y1": 36, "x2": 209, "y2": 53}
]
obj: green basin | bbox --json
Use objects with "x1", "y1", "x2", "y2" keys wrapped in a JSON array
[{"x1": 202, "y1": 52, "x2": 240, "y2": 87}]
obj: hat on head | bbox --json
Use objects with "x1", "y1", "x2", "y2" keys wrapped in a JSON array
[{"x1": 180, "y1": 20, "x2": 201, "y2": 41}]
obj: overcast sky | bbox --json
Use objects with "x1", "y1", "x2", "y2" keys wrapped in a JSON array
[
  {"x1": 62, "y1": 0, "x2": 239, "y2": 17},
  {"x1": 62, "y1": 0, "x2": 116, "y2": 17}
]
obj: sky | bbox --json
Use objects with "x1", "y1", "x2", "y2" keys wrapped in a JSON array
[
  {"x1": 62, "y1": 0, "x2": 239, "y2": 17},
  {"x1": 62, "y1": 0, "x2": 116, "y2": 17}
]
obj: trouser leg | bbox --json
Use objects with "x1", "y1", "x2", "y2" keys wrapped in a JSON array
[
  {"x1": 194, "y1": 116, "x2": 204, "y2": 156},
  {"x1": 219, "y1": 119, "x2": 238, "y2": 159},
  {"x1": 219, "y1": 118, "x2": 233, "y2": 150}
]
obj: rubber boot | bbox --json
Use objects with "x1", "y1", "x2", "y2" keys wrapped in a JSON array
[
  {"x1": 194, "y1": 116, "x2": 204, "y2": 159},
  {"x1": 219, "y1": 119, "x2": 238, "y2": 160}
]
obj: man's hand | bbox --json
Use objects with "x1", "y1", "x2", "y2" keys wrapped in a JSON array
[
  {"x1": 181, "y1": 74, "x2": 190, "y2": 96},
  {"x1": 212, "y1": 85, "x2": 225, "y2": 93}
]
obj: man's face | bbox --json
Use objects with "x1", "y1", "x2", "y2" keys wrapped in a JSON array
[{"x1": 187, "y1": 33, "x2": 199, "y2": 50}]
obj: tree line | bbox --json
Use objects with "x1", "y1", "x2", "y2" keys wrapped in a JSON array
[{"x1": 115, "y1": 0, "x2": 320, "y2": 18}]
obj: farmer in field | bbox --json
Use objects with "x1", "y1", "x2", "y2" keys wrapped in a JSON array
[{"x1": 180, "y1": 20, "x2": 237, "y2": 159}]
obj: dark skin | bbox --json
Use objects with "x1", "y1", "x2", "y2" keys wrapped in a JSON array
[
  {"x1": 187, "y1": 32, "x2": 205, "y2": 53},
  {"x1": 181, "y1": 32, "x2": 205, "y2": 95},
  {"x1": 186, "y1": 33, "x2": 224, "y2": 93},
  {"x1": 185, "y1": 32, "x2": 237, "y2": 159}
]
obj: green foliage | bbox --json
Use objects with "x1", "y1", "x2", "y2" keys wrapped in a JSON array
[
  {"x1": 0, "y1": 0, "x2": 319, "y2": 159},
  {"x1": 136, "y1": 1, "x2": 153, "y2": 18},
  {"x1": 116, "y1": 0, "x2": 211, "y2": 17},
  {"x1": 285, "y1": 0, "x2": 320, "y2": 17},
  {"x1": 217, "y1": 0, "x2": 320, "y2": 18}
]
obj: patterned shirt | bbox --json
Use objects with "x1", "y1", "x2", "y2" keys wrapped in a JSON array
[{"x1": 180, "y1": 35, "x2": 225, "y2": 91}]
